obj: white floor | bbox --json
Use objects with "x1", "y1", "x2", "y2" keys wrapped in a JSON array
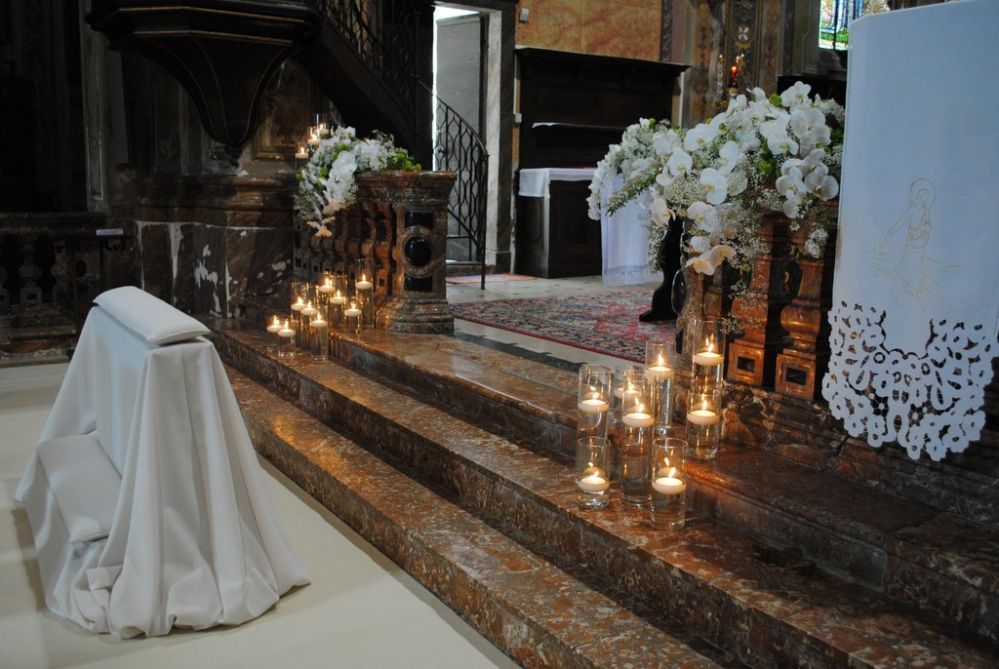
[
  {"x1": 447, "y1": 274, "x2": 658, "y2": 368},
  {"x1": 0, "y1": 363, "x2": 517, "y2": 669}
]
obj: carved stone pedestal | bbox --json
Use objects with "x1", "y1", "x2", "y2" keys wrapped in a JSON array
[{"x1": 727, "y1": 216, "x2": 791, "y2": 387}]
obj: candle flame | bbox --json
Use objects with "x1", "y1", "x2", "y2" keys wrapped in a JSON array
[
  {"x1": 295, "y1": 296, "x2": 304, "y2": 305},
  {"x1": 706, "y1": 339, "x2": 714, "y2": 354},
  {"x1": 271, "y1": 315, "x2": 280, "y2": 326},
  {"x1": 325, "y1": 278, "x2": 332, "y2": 287},
  {"x1": 700, "y1": 400, "x2": 709, "y2": 412},
  {"x1": 657, "y1": 354, "x2": 665, "y2": 366},
  {"x1": 335, "y1": 289, "x2": 341, "y2": 298},
  {"x1": 282, "y1": 319, "x2": 289, "y2": 328},
  {"x1": 667, "y1": 466, "x2": 677, "y2": 478}
]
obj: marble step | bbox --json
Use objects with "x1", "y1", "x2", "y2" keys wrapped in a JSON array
[
  {"x1": 295, "y1": 325, "x2": 999, "y2": 645},
  {"x1": 212, "y1": 326, "x2": 998, "y2": 667},
  {"x1": 225, "y1": 365, "x2": 726, "y2": 669}
]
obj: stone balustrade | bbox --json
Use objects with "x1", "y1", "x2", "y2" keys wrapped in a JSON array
[{"x1": 294, "y1": 171, "x2": 456, "y2": 334}]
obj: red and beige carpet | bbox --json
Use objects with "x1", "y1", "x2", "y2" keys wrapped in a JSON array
[{"x1": 449, "y1": 288, "x2": 674, "y2": 362}]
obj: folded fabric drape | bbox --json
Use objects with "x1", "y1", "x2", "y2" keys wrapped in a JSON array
[
  {"x1": 16, "y1": 304, "x2": 309, "y2": 637},
  {"x1": 94, "y1": 285, "x2": 209, "y2": 344}
]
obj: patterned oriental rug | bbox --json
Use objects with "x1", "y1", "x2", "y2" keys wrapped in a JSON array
[{"x1": 449, "y1": 289, "x2": 674, "y2": 362}]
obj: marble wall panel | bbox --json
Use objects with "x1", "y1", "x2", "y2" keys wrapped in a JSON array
[
  {"x1": 580, "y1": 0, "x2": 662, "y2": 62},
  {"x1": 192, "y1": 223, "x2": 227, "y2": 316},
  {"x1": 223, "y1": 226, "x2": 292, "y2": 319},
  {"x1": 515, "y1": 0, "x2": 583, "y2": 53},
  {"x1": 137, "y1": 223, "x2": 172, "y2": 302},
  {"x1": 171, "y1": 223, "x2": 198, "y2": 313}
]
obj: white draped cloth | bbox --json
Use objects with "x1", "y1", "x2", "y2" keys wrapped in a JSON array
[
  {"x1": 600, "y1": 175, "x2": 661, "y2": 287},
  {"x1": 16, "y1": 304, "x2": 309, "y2": 637},
  {"x1": 821, "y1": 0, "x2": 999, "y2": 461}
]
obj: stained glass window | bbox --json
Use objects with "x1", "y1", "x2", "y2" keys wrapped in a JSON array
[{"x1": 819, "y1": 0, "x2": 889, "y2": 50}]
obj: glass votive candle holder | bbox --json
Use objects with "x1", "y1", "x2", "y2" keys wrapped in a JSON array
[
  {"x1": 650, "y1": 436, "x2": 687, "y2": 530},
  {"x1": 620, "y1": 394, "x2": 654, "y2": 507},
  {"x1": 309, "y1": 308, "x2": 329, "y2": 361},
  {"x1": 691, "y1": 317, "x2": 725, "y2": 391},
  {"x1": 355, "y1": 261, "x2": 375, "y2": 328},
  {"x1": 343, "y1": 300, "x2": 362, "y2": 334},
  {"x1": 577, "y1": 364, "x2": 611, "y2": 441},
  {"x1": 576, "y1": 436, "x2": 611, "y2": 510},
  {"x1": 316, "y1": 272, "x2": 335, "y2": 308},
  {"x1": 613, "y1": 364, "x2": 647, "y2": 423},
  {"x1": 329, "y1": 286, "x2": 347, "y2": 330},
  {"x1": 299, "y1": 300, "x2": 318, "y2": 349},
  {"x1": 265, "y1": 314, "x2": 282, "y2": 354},
  {"x1": 686, "y1": 389, "x2": 722, "y2": 460},
  {"x1": 277, "y1": 318, "x2": 297, "y2": 358},
  {"x1": 645, "y1": 339, "x2": 675, "y2": 435}
]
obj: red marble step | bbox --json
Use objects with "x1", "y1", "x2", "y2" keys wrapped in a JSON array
[
  {"x1": 240, "y1": 322, "x2": 999, "y2": 645},
  {"x1": 225, "y1": 365, "x2": 725, "y2": 669},
  {"x1": 212, "y1": 327, "x2": 998, "y2": 667}
]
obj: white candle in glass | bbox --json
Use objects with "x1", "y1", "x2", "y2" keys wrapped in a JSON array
[
  {"x1": 576, "y1": 471, "x2": 610, "y2": 494},
  {"x1": 355, "y1": 273, "x2": 374, "y2": 291},
  {"x1": 331, "y1": 289, "x2": 346, "y2": 305},
  {"x1": 652, "y1": 476, "x2": 686, "y2": 496},
  {"x1": 693, "y1": 341, "x2": 723, "y2": 367},
  {"x1": 295, "y1": 146, "x2": 308, "y2": 160},
  {"x1": 278, "y1": 320, "x2": 295, "y2": 338},
  {"x1": 266, "y1": 315, "x2": 282, "y2": 333},
  {"x1": 686, "y1": 400, "x2": 720, "y2": 426},
  {"x1": 291, "y1": 296, "x2": 305, "y2": 312},
  {"x1": 310, "y1": 316, "x2": 327, "y2": 329},
  {"x1": 623, "y1": 400, "x2": 654, "y2": 428},
  {"x1": 615, "y1": 382, "x2": 640, "y2": 403},
  {"x1": 344, "y1": 303, "x2": 362, "y2": 318},
  {"x1": 301, "y1": 301, "x2": 317, "y2": 318},
  {"x1": 578, "y1": 391, "x2": 609, "y2": 414},
  {"x1": 318, "y1": 278, "x2": 333, "y2": 294},
  {"x1": 646, "y1": 353, "x2": 673, "y2": 381}
]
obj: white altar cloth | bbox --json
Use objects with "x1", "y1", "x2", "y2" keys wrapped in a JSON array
[
  {"x1": 821, "y1": 0, "x2": 999, "y2": 461},
  {"x1": 518, "y1": 167, "x2": 595, "y2": 198},
  {"x1": 600, "y1": 175, "x2": 661, "y2": 287},
  {"x1": 16, "y1": 304, "x2": 309, "y2": 637}
]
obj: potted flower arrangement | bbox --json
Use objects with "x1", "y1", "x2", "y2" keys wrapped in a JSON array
[
  {"x1": 588, "y1": 82, "x2": 844, "y2": 286},
  {"x1": 294, "y1": 126, "x2": 421, "y2": 237}
]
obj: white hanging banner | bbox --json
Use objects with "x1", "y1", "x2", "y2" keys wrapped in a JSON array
[{"x1": 821, "y1": 0, "x2": 999, "y2": 461}]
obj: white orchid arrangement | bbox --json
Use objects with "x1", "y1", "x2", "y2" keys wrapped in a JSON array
[
  {"x1": 294, "y1": 126, "x2": 420, "y2": 237},
  {"x1": 589, "y1": 81, "x2": 844, "y2": 276}
]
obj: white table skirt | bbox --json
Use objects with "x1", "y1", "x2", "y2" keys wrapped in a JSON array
[
  {"x1": 16, "y1": 307, "x2": 309, "y2": 637},
  {"x1": 600, "y1": 175, "x2": 661, "y2": 287},
  {"x1": 518, "y1": 167, "x2": 596, "y2": 198}
]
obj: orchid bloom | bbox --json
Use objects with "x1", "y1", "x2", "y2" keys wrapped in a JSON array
[
  {"x1": 667, "y1": 149, "x2": 693, "y2": 177},
  {"x1": 686, "y1": 244, "x2": 736, "y2": 275},
  {"x1": 650, "y1": 197, "x2": 675, "y2": 226},
  {"x1": 699, "y1": 168, "x2": 729, "y2": 205},
  {"x1": 780, "y1": 81, "x2": 812, "y2": 108},
  {"x1": 686, "y1": 201, "x2": 720, "y2": 235}
]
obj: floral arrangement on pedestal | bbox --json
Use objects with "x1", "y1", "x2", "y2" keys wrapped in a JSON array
[
  {"x1": 588, "y1": 82, "x2": 845, "y2": 278},
  {"x1": 293, "y1": 126, "x2": 420, "y2": 237}
]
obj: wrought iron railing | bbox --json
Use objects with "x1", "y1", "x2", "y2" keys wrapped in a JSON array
[
  {"x1": 428, "y1": 84, "x2": 488, "y2": 289},
  {"x1": 313, "y1": 0, "x2": 488, "y2": 286}
]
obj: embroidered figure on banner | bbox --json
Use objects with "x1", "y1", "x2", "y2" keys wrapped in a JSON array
[{"x1": 870, "y1": 178, "x2": 955, "y2": 311}]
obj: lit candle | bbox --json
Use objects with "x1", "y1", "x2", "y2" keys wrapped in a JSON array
[
  {"x1": 623, "y1": 400, "x2": 654, "y2": 428},
  {"x1": 576, "y1": 471, "x2": 610, "y2": 494},
  {"x1": 344, "y1": 303, "x2": 362, "y2": 318},
  {"x1": 318, "y1": 278, "x2": 333, "y2": 294},
  {"x1": 355, "y1": 273, "x2": 373, "y2": 291},
  {"x1": 693, "y1": 341, "x2": 723, "y2": 367},
  {"x1": 278, "y1": 320, "x2": 295, "y2": 338},
  {"x1": 266, "y1": 315, "x2": 282, "y2": 334},
  {"x1": 616, "y1": 382, "x2": 640, "y2": 403},
  {"x1": 291, "y1": 296, "x2": 305, "y2": 312},
  {"x1": 578, "y1": 389, "x2": 609, "y2": 414},
  {"x1": 331, "y1": 289, "x2": 346, "y2": 305},
  {"x1": 301, "y1": 300, "x2": 317, "y2": 318},
  {"x1": 652, "y1": 476, "x2": 686, "y2": 496},
  {"x1": 646, "y1": 353, "x2": 673, "y2": 381},
  {"x1": 686, "y1": 400, "x2": 720, "y2": 426},
  {"x1": 295, "y1": 146, "x2": 309, "y2": 160},
  {"x1": 310, "y1": 315, "x2": 327, "y2": 329}
]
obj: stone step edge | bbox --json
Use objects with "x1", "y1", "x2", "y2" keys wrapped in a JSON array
[
  {"x1": 226, "y1": 365, "x2": 723, "y2": 669},
  {"x1": 213, "y1": 329, "x2": 997, "y2": 666},
  {"x1": 300, "y1": 327, "x2": 999, "y2": 614}
]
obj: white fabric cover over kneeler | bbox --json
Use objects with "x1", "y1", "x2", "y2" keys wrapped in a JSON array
[
  {"x1": 16, "y1": 301, "x2": 309, "y2": 637},
  {"x1": 821, "y1": 0, "x2": 999, "y2": 461}
]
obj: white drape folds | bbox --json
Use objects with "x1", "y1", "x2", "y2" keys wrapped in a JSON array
[
  {"x1": 16, "y1": 307, "x2": 309, "y2": 637},
  {"x1": 600, "y1": 175, "x2": 661, "y2": 287},
  {"x1": 821, "y1": 0, "x2": 999, "y2": 461}
]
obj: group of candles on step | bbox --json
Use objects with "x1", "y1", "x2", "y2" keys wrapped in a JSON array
[
  {"x1": 265, "y1": 262, "x2": 377, "y2": 359},
  {"x1": 574, "y1": 317, "x2": 725, "y2": 531}
]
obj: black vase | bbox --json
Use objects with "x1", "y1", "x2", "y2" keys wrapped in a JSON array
[{"x1": 639, "y1": 217, "x2": 684, "y2": 323}]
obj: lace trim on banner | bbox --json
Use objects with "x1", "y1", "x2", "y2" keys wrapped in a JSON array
[{"x1": 821, "y1": 301, "x2": 995, "y2": 461}]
